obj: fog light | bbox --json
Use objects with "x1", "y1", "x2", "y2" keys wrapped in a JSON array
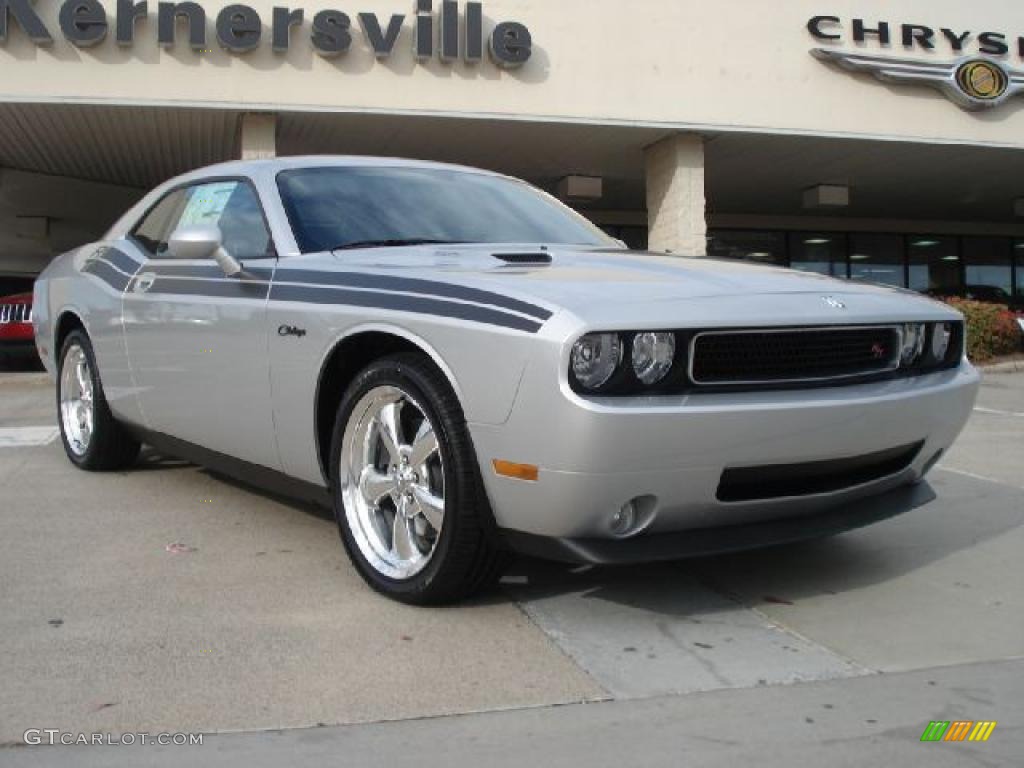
[{"x1": 609, "y1": 501, "x2": 637, "y2": 537}]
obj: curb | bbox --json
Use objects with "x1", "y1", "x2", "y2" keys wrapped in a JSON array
[{"x1": 978, "y1": 360, "x2": 1024, "y2": 374}]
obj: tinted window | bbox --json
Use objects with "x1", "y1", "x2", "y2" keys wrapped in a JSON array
[
  {"x1": 276, "y1": 166, "x2": 612, "y2": 253},
  {"x1": 132, "y1": 181, "x2": 272, "y2": 260},
  {"x1": 789, "y1": 233, "x2": 846, "y2": 278},
  {"x1": 908, "y1": 236, "x2": 960, "y2": 294},
  {"x1": 1016, "y1": 241, "x2": 1024, "y2": 299},
  {"x1": 963, "y1": 237, "x2": 1012, "y2": 299},
  {"x1": 132, "y1": 189, "x2": 188, "y2": 255},
  {"x1": 706, "y1": 230, "x2": 786, "y2": 266},
  {"x1": 849, "y1": 234, "x2": 904, "y2": 287},
  {"x1": 173, "y1": 181, "x2": 273, "y2": 260}
]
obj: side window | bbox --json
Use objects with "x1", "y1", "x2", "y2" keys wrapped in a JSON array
[
  {"x1": 174, "y1": 180, "x2": 274, "y2": 260},
  {"x1": 131, "y1": 189, "x2": 188, "y2": 256}
]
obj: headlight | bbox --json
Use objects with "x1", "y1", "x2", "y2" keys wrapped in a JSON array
[
  {"x1": 631, "y1": 332, "x2": 676, "y2": 385},
  {"x1": 571, "y1": 333, "x2": 622, "y2": 390},
  {"x1": 900, "y1": 323, "x2": 926, "y2": 365},
  {"x1": 931, "y1": 322, "x2": 952, "y2": 361}
]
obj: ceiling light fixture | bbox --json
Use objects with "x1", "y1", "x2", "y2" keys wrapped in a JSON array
[{"x1": 803, "y1": 185, "x2": 849, "y2": 209}]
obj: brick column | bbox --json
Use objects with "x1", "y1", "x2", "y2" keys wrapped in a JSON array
[
  {"x1": 239, "y1": 113, "x2": 277, "y2": 160},
  {"x1": 645, "y1": 133, "x2": 707, "y2": 255}
]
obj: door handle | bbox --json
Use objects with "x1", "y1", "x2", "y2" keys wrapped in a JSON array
[{"x1": 132, "y1": 272, "x2": 156, "y2": 294}]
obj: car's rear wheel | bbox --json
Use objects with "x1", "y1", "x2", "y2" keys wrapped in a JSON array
[
  {"x1": 57, "y1": 330, "x2": 140, "y2": 470},
  {"x1": 330, "y1": 353, "x2": 507, "y2": 604}
]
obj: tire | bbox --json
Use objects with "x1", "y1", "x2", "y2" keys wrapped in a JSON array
[
  {"x1": 330, "y1": 352, "x2": 508, "y2": 605},
  {"x1": 57, "y1": 329, "x2": 140, "y2": 471}
]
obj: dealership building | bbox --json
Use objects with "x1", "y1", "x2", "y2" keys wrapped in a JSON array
[{"x1": 1, "y1": 0, "x2": 1023, "y2": 301}]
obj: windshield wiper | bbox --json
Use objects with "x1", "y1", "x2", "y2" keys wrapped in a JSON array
[{"x1": 330, "y1": 239, "x2": 467, "y2": 251}]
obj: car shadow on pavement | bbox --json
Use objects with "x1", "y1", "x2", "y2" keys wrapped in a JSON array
[
  {"x1": 132, "y1": 447, "x2": 334, "y2": 520},
  {"x1": 135, "y1": 446, "x2": 193, "y2": 472},
  {"x1": 503, "y1": 472, "x2": 1024, "y2": 614}
]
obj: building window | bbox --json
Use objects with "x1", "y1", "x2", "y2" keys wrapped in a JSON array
[
  {"x1": 599, "y1": 225, "x2": 648, "y2": 251},
  {"x1": 961, "y1": 237, "x2": 1013, "y2": 303},
  {"x1": 706, "y1": 230, "x2": 786, "y2": 266},
  {"x1": 849, "y1": 233, "x2": 905, "y2": 287},
  {"x1": 788, "y1": 233, "x2": 846, "y2": 278},
  {"x1": 907, "y1": 236, "x2": 961, "y2": 295},
  {"x1": 1016, "y1": 240, "x2": 1024, "y2": 300}
]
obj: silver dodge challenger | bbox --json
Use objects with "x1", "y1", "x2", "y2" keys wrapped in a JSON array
[{"x1": 33, "y1": 156, "x2": 979, "y2": 603}]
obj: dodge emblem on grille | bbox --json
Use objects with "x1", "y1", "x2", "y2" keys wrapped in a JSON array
[
  {"x1": 871, "y1": 343, "x2": 887, "y2": 359},
  {"x1": 822, "y1": 296, "x2": 846, "y2": 309}
]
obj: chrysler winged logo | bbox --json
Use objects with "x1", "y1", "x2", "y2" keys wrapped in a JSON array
[
  {"x1": 812, "y1": 48, "x2": 1024, "y2": 110},
  {"x1": 822, "y1": 296, "x2": 846, "y2": 310}
]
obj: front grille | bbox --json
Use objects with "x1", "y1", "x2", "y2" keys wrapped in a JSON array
[
  {"x1": 0, "y1": 304, "x2": 32, "y2": 324},
  {"x1": 690, "y1": 326, "x2": 900, "y2": 385},
  {"x1": 716, "y1": 441, "x2": 924, "y2": 502}
]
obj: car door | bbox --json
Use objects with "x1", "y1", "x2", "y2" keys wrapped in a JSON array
[{"x1": 120, "y1": 178, "x2": 281, "y2": 470}]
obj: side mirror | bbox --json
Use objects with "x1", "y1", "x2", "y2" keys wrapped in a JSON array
[{"x1": 166, "y1": 224, "x2": 243, "y2": 277}]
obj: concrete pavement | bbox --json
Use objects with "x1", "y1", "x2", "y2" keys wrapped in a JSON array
[
  {"x1": 6, "y1": 659, "x2": 1021, "y2": 767},
  {"x1": 1, "y1": 369, "x2": 1021, "y2": 764}
]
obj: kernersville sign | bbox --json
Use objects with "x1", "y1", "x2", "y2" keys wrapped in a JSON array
[{"x1": 0, "y1": 0, "x2": 532, "y2": 67}]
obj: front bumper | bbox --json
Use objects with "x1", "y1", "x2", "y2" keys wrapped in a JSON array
[
  {"x1": 502, "y1": 481, "x2": 936, "y2": 565},
  {"x1": 469, "y1": 361, "x2": 979, "y2": 545}
]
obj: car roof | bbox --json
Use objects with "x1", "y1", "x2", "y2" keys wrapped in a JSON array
[
  {"x1": 184, "y1": 155, "x2": 510, "y2": 180},
  {"x1": 106, "y1": 155, "x2": 521, "y2": 240}
]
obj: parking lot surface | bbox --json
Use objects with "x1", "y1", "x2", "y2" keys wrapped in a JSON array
[{"x1": 1, "y1": 369, "x2": 1022, "y2": 764}]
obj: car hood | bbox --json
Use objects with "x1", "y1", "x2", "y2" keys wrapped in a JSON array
[{"x1": 310, "y1": 244, "x2": 958, "y2": 328}]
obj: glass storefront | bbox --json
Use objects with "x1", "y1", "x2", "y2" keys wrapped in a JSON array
[
  {"x1": 706, "y1": 230, "x2": 786, "y2": 266},
  {"x1": 964, "y1": 237, "x2": 1013, "y2": 303},
  {"x1": 850, "y1": 233, "x2": 904, "y2": 287},
  {"x1": 788, "y1": 233, "x2": 846, "y2": 278},
  {"x1": 907, "y1": 236, "x2": 959, "y2": 294},
  {"x1": 708, "y1": 229, "x2": 1023, "y2": 305},
  {"x1": 1017, "y1": 240, "x2": 1024, "y2": 299}
]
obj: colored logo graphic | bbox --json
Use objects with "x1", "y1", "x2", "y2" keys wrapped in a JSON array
[
  {"x1": 955, "y1": 60, "x2": 1008, "y2": 101},
  {"x1": 920, "y1": 720, "x2": 997, "y2": 742},
  {"x1": 811, "y1": 49, "x2": 1024, "y2": 110}
]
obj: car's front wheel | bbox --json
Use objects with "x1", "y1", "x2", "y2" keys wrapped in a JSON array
[
  {"x1": 330, "y1": 353, "x2": 507, "y2": 604},
  {"x1": 57, "y1": 329, "x2": 140, "y2": 470}
]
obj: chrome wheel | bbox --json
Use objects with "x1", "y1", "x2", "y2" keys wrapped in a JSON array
[
  {"x1": 340, "y1": 385, "x2": 445, "y2": 580},
  {"x1": 59, "y1": 343, "x2": 94, "y2": 457}
]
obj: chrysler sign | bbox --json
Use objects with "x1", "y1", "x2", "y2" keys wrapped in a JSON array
[
  {"x1": 0, "y1": 0, "x2": 532, "y2": 67},
  {"x1": 808, "y1": 16, "x2": 1024, "y2": 110}
]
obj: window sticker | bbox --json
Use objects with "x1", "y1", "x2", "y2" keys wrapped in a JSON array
[{"x1": 177, "y1": 182, "x2": 238, "y2": 228}]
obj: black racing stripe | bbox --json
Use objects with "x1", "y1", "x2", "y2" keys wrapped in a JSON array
[
  {"x1": 149, "y1": 276, "x2": 271, "y2": 300},
  {"x1": 271, "y1": 284, "x2": 542, "y2": 333},
  {"x1": 96, "y1": 247, "x2": 142, "y2": 275},
  {"x1": 274, "y1": 269, "x2": 552, "y2": 321},
  {"x1": 84, "y1": 260, "x2": 130, "y2": 292},
  {"x1": 147, "y1": 264, "x2": 275, "y2": 281}
]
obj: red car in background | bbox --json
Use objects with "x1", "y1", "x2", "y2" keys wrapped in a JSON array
[{"x1": 0, "y1": 292, "x2": 38, "y2": 364}]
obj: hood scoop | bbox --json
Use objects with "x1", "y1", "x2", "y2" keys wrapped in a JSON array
[{"x1": 492, "y1": 251, "x2": 552, "y2": 266}]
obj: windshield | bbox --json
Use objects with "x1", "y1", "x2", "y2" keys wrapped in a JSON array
[{"x1": 276, "y1": 166, "x2": 614, "y2": 253}]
